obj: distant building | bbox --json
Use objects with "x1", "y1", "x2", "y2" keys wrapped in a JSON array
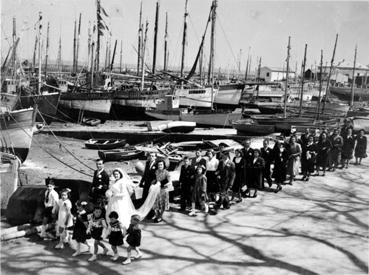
[{"x1": 259, "y1": 66, "x2": 295, "y2": 82}]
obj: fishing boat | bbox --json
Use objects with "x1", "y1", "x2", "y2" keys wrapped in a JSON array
[
  {"x1": 329, "y1": 86, "x2": 369, "y2": 102},
  {"x1": 0, "y1": 107, "x2": 36, "y2": 162},
  {"x1": 157, "y1": 121, "x2": 196, "y2": 133},
  {"x1": 59, "y1": 89, "x2": 114, "y2": 120},
  {"x1": 232, "y1": 119, "x2": 276, "y2": 136},
  {"x1": 85, "y1": 139, "x2": 127, "y2": 150},
  {"x1": 98, "y1": 148, "x2": 144, "y2": 162},
  {"x1": 250, "y1": 115, "x2": 316, "y2": 133},
  {"x1": 174, "y1": 86, "x2": 216, "y2": 109}
]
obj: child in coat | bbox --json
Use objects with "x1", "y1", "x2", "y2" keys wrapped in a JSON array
[
  {"x1": 72, "y1": 201, "x2": 91, "y2": 256},
  {"x1": 107, "y1": 211, "x2": 125, "y2": 261},
  {"x1": 122, "y1": 214, "x2": 143, "y2": 265}
]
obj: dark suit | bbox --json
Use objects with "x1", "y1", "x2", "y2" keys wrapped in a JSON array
[
  {"x1": 179, "y1": 164, "x2": 195, "y2": 210},
  {"x1": 216, "y1": 159, "x2": 236, "y2": 209},
  {"x1": 242, "y1": 147, "x2": 254, "y2": 190},
  {"x1": 260, "y1": 147, "x2": 273, "y2": 186},
  {"x1": 139, "y1": 160, "x2": 157, "y2": 202},
  {"x1": 91, "y1": 169, "x2": 109, "y2": 205}
]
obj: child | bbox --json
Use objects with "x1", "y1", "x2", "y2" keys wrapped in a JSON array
[
  {"x1": 189, "y1": 165, "x2": 208, "y2": 216},
  {"x1": 72, "y1": 201, "x2": 91, "y2": 257},
  {"x1": 87, "y1": 206, "x2": 108, "y2": 262},
  {"x1": 40, "y1": 180, "x2": 59, "y2": 239},
  {"x1": 54, "y1": 188, "x2": 73, "y2": 249},
  {"x1": 107, "y1": 211, "x2": 125, "y2": 261},
  {"x1": 122, "y1": 214, "x2": 143, "y2": 265}
]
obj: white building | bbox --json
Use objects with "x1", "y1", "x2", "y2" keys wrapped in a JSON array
[{"x1": 259, "y1": 66, "x2": 296, "y2": 82}]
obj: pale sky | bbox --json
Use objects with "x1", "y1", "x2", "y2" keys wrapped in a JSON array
[{"x1": 1, "y1": 0, "x2": 369, "y2": 72}]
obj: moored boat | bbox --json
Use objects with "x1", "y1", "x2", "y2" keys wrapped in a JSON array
[
  {"x1": 232, "y1": 119, "x2": 276, "y2": 136},
  {"x1": 330, "y1": 86, "x2": 369, "y2": 102},
  {"x1": 158, "y1": 121, "x2": 196, "y2": 133},
  {"x1": 85, "y1": 139, "x2": 127, "y2": 150},
  {"x1": 98, "y1": 148, "x2": 144, "y2": 162},
  {"x1": 0, "y1": 107, "x2": 36, "y2": 162}
]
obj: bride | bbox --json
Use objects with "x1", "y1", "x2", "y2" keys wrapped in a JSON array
[{"x1": 106, "y1": 168, "x2": 161, "y2": 229}]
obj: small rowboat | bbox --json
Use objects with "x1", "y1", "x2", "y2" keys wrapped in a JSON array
[
  {"x1": 82, "y1": 117, "x2": 101, "y2": 126},
  {"x1": 233, "y1": 119, "x2": 276, "y2": 136},
  {"x1": 158, "y1": 121, "x2": 196, "y2": 133},
  {"x1": 85, "y1": 139, "x2": 127, "y2": 150},
  {"x1": 98, "y1": 148, "x2": 144, "y2": 162}
]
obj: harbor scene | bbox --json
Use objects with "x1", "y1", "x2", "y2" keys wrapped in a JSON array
[{"x1": 1, "y1": 0, "x2": 369, "y2": 274}]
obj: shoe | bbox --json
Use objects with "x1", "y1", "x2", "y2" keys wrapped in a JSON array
[
  {"x1": 88, "y1": 255, "x2": 97, "y2": 262},
  {"x1": 102, "y1": 247, "x2": 108, "y2": 255},
  {"x1": 274, "y1": 186, "x2": 282, "y2": 193},
  {"x1": 188, "y1": 210, "x2": 197, "y2": 217},
  {"x1": 235, "y1": 198, "x2": 243, "y2": 203},
  {"x1": 122, "y1": 258, "x2": 131, "y2": 265},
  {"x1": 252, "y1": 193, "x2": 257, "y2": 198},
  {"x1": 288, "y1": 181, "x2": 293, "y2": 186},
  {"x1": 305, "y1": 177, "x2": 309, "y2": 181},
  {"x1": 135, "y1": 252, "x2": 143, "y2": 259},
  {"x1": 72, "y1": 251, "x2": 81, "y2": 257},
  {"x1": 322, "y1": 173, "x2": 325, "y2": 176},
  {"x1": 111, "y1": 254, "x2": 119, "y2": 261}
]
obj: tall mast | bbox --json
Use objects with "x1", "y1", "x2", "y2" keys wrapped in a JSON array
[
  {"x1": 152, "y1": 1, "x2": 160, "y2": 74},
  {"x1": 164, "y1": 12, "x2": 168, "y2": 71},
  {"x1": 322, "y1": 33, "x2": 338, "y2": 113},
  {"x1": 44, "y1": 22, "x2": 50, "y2": 77},
  {"x1": 350, "y1": 45, "x2": 357, "y2": 107},
  {"x1": 299, "y1": 43, "x2": 307, "y2": 116},
  {"x1": 87, "y1": 21, "x2": 91, "y2": 69},
  {"x1": 57, "y1": 35, "x2": 62, "y2": 73},
  {"x1": 110, "y1": 40, "x2": 117, "y2": 73},
  {"x1": 76, "y1": 13, "x2": 82, "y2": 73},
  {"x1": 72, "y1": 19, "x2": 77, "y2": 73},
  {"x1": 32, "y1": 35, "x2": 38, "y2": 72},
  {"x1": 12, "y1": 17, "x2": 16, "y2": 78},
  {"x1": 283, "y1": 36, "x2": 291, "y2": 119},
  {"x1": 95, "y1": 0, "x2": 101, "y2": 72},
  {"x1": 316, "y1": 50, "x2": 323, "y2": 120},
  {"x1": 119, "y1": 40, "x2": 123, "y2": 73},
  {"x1": 38, "y1": 12, "x2": 42, "y2": 95},
  {"x1": 141, "y1": 21, "x2": 149, "y2": 92},
  {"x1": 137, "y1": 1, "x2": 142, "y2": 75},
  {"x1": 245, "y1": 55, "x2": 249, "y2": 81},
  {"x1": 238, "y1": 49, "x2": 242, "y2": 77},
  {"x1": 257, "y1": 57, "x2": 261, "y2": 81},
  {"x1": 180, "y1": 0, "x2": 189, "y2": 78},
  {"x1": 199, "y1": 46, "x2": 204, "y2": 85},
  {"x1": 207, "y1": 0, "x2": 217, "y2": 84},
  {"x1": 104, "y1": 38, "x2": 109, "y2": 69}
]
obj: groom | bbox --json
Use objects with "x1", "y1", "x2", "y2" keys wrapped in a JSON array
[
  {"x1": 139, "y1": 152, "x2": 157, "y2": 207},
  {"x1": 90, "y1": 159, "x2": 109, "y2": 207}
]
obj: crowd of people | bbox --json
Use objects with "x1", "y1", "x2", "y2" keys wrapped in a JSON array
[{"x1": 38, "y1": 120, "x2": 367, "y2": 265}]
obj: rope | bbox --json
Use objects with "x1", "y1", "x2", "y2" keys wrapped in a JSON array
[
  {"x1": 217, "y1": 15, "x2": 239, "y2": 68},
  {"x1": 37, "y1": 110, "x2": 94, "y2": 171},
  {"x1": 8, "y1": 110, "x2": 92, "y2": 178}
]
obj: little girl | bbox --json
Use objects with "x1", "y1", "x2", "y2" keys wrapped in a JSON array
[
  {"x1": 54, "y1": 188, "x2": 73, "y2": 249},
  {"x1": 72, "y1": 201, "x2": 91, "y2": 257},
  {"x1": 87, "y1": 206, "x2": 108, "y2": 262},
  {"x1": 122, "y1": 214, "x2": 143, "y2": 265},
  {"x1": 107, "y1": 211, "x2": 125, "y2": 261}
]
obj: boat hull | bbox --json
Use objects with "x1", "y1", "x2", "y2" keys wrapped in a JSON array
[
  {"x1": 0, "y1": 108, "x2": 36, "y2": 162},
  {"x1": 330, "y1": 87, "x2": 369, "y2": 102},
  {"x1": 233, "y1": 121, "x2": 276, "y2": 136},
  {"x1": 19, "y1": 92, "x2": 60, "y2": 124},
  {"x1": 213, "y1": 84, "x2": 244, "y2": 109},
  {"x1": 145, "y1": 110, "x2": 181, "y2": 121},
  {"x1": 0, "y1": 93, "x2": 19, "y2": 112},
  {"x1": 98, "y1": 150, "x2": 144, "y2": 162},
  {"x1": 180, "y1": 111, "x2": 242, "y2": 127},
  {"x1": 85, "y1": 139, "x2": 127, "y2": 150}
]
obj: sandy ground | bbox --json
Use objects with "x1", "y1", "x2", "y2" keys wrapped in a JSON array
[{"x1": 1, "y1": 133, "x2": 369, "y2": 275}]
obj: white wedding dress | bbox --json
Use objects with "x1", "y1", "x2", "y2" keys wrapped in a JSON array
[{"x1": 106, "y1": 169, "x2": 161, "y2": 229}]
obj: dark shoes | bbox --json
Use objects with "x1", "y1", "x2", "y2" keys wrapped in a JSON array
[{"x1": 274, "y1": 186, "x2": 282, "y2": 193}]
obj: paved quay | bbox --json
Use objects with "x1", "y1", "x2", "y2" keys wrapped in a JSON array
[{"x1": 1, "y1": 141, "x2": 368, "y2": 274}]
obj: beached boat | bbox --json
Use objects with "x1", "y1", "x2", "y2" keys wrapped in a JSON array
[
  {"x1": 158, "y1": 121, "x2": 196, "y2": 133},
  {"x1": 98, "y1": 148, "x2": 144, "y2": 162},
  {"x1": 330, "y1": 86, "x2": 369, "y2": 102},
  {"x1": 59, "y1": 90, "x2": 114, "y2": 119},
  {"x1": 180, "y1": 109, "x2": 242, "y2": 127},
  {"x1": 85, "y1": 139, "x2": 127, "y2": 150},
  {"x1": 232, "y1": 119, "x2": 276, "y2": 136},
  {"x1": 0, "y1": 107, "x2": 36, "y2": 162}
]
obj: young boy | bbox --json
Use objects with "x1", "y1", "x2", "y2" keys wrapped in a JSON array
[{"x1": 40, "y1": 179, "x2": 59, "y2": 239}]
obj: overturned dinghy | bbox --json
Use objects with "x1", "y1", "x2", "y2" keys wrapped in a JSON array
[
  {"x1": 85, "y1": 139, "x2": 127, "y2": 150},
  {"x1": 158, "y1": 121, "x2": 196, "y2": 133}
]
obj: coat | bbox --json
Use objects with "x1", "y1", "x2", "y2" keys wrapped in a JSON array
[
  {"x1": 216, "y1": 159, "x2": 236, "y2": 192},
  {"x1": 248, "y1": 157, "x2": 265, "y2": 189}
]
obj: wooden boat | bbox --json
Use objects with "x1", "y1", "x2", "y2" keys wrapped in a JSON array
[
  {"x1": 232, "y1": 119, "x2": 276, "y2": 136},
  {"x1": 85, "y1": 139, "x2": 127, "y2": 150},
  {"x1": 352, "y1": 116, "x2": 369, "y2": 133},
  {"x1": 82, "y1": 117, "x2": 101, "y2": 126},
  {"x1": 158, "y1": 121, "x2": 196, "y2": 133},
  {"x1": 98, "y1": 148, "x2": 144, "y2": 162},
  {"x1": 0, "y1": 107, "x2": 36, "y2": 162},
  {"x1": 330, "y1": 86, "x2": 369, "y2": 102}
]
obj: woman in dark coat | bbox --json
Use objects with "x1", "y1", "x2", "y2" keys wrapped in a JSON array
[
  {"x1": 301, "y1": 135, "x2": 317, "y2": 181},
  {"x1": 355, "y1": 129, "x2": 367, "y2": 165},
  {"x1": 231, "y1": 149, "x2": 244, "y2": 203},
  {"x1": 247, "y1": 149, "x2": 265, "y2": 198},
  {"x1": 341, "y1": 128, "x2": 355, "y2": 169},
  {"x1": 316, "y1": 132, "x2": 332, "y2": 176},
  {"x1": 329, "y1": 128, "x2": 343, "y2": 171},
  {"x1": 260, "y1": 139, "x2": 273, "y2": 188},
  {"x1": 272, "y1": 141, "x2": 288, "y2": 192}
]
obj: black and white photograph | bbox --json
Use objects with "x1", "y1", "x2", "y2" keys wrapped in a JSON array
[{"x1": 1, "y1": 0, "x2": 368, "y2": 274}]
